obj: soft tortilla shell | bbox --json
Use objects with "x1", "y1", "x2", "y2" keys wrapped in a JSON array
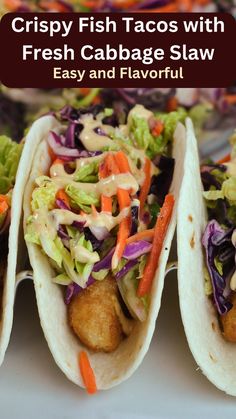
[
  {"x1": 23, "y1": 116, "x2": 186, "y2": 389},
  {"x1": 0, "y1": 116, "x2": 60, "y2": 365},
  {"x1": 177, "y1": 118, "x2": 236, "y2": 396}
]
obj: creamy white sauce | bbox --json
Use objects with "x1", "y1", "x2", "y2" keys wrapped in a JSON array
[
  {"x1": 79, "y1": 114, "x2": 115, "y2": 151},
  {"x1": 50, "y1": 207, "x2": 129, "y2": 233}
]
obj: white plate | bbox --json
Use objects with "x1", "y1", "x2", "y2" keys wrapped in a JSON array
[{"x1": 0, "y1": 270, "x2": 235, "y2": 418}]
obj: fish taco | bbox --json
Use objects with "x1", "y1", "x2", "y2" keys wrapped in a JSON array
[
  {"x1": 23, "y1": 104, "x2": 187, "y2": 391},
  {"x1": 0, "y1": 118, "x2": 55, "y2": 364},
  {"x1": 177, "y1": 120, "x2": 236, "y2": 396}
]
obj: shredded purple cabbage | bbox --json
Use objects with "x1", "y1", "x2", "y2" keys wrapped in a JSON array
[
  {"x1": 65, "y1": 123, "x2": 76, "y2": 148},
  {"x1": 123, "y1": 240, "x2": 152, "y2": 260},
  {"x1": 202, "y1": 220, "x2": 234, "y2": 315},
  {"x1": 93, "y1": 248, "x2": 115, "y2": 272},
  {"x1": 48, "y1": 131, "x2": 102, "y2": 160},
  {"x1": 56, "y1": 198, "x2": 70, "y2": 211},
  {"x1": 84, "y1": 227, "x2": 103, "y2": 251},
  {"x1": 115, "y1": 260, "x2": 138, "y2": 281},
  {"x1": 64, "y1": 276, "x2": 95, "y2": 305},
  {"x1": 57, "y1": 225, "x2": 70, "y2": 241}
]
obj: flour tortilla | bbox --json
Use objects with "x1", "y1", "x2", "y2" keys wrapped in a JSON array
[
  {"x1": 177, "y1": 118, "x2": 236, "y2": 396},
  {"x1": 0, "y1": 116, "x2": 60, "y2": 366},
  {"x1": 23, "y1": 115, "x2": 187, "y2": 389}
]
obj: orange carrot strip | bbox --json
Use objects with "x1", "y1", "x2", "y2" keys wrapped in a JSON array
[
  {"x1": 104, "y1": 154, "x2": 120, "y2": 176},
  {"x1": 137, "y1": 194, "x2": 175, "y2": 297},
  {"x1": 79, "y1": 351, "x2": 97, "y2": 395},
  {"x1": 112, "y1": 215, "x2": 131, "y2": 269},
  {"x1": 91, "y1": 204, "x2": 98, "y2": 217},
  {"x1": 177, "y1": 0, "x2": 192, "y2": 11},
  {"x1": 126, "y1": 229, "x2": 154, "y2": 244},
  {"x1": 101, "y1": 195, "x2": 112, "y2": 213},
  {"x1": 39, "y1": 0, "x2": 69, "y2": 11},
  {"x1": 224, "y1": 95, "x2": 236, "y2": 105},
  {"x1": 48, "y1": 146, "x2": 57, "y2": 162},
  {"x1": 151, "y1": 120, "x2": 164, "y2": 137},
  {"x1": 99, "y1": 154, "x2": 118, "y2": 213},
  {"x1": 56, "y1": 189, "x2": 70, "y2": 209},
  {"x1": 4, "y1": 0, "x2": 21, "y2": 10},
  {"x1": 166, "y1": 96, "x2": 178, "y2": 112},
  {"x1": 0, "y1": 195, "x2": 9, "y2": 214},
  {"x1": 80, "y1": 88, "x2": 91, "y2": 96},
  {"x1": 92, "y1": 96, "x2": 101, "y2": 105},
  {"x1": 117, "y1": 187, "x2": 130, "y2": 209},
  {"x1": 52, "y1": 158, "x2": 64, "y2": 166},
  {"x1": 139, "y1": 157, "x2": 151, "y2": 219},
  {"x1": 114, "y1": 151, "x2": 131, "y2": 173},
  {"x1": 112, "y1": 0, "x2": 138, "y2": 8},
  {"x1": 216, "y1": 153, "x2": 231, "y2": 164},
  {"x1": 112, "y1": 188, "x2": 131, "y2": 268}
]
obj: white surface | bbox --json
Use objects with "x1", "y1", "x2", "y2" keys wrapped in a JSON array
[{"x1": 0, "y1": 270, "x2": 235, "y2": 418}]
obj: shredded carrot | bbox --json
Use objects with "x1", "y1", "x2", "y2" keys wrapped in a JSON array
[
  {"x1": 112, "y1": 187, "x2": 131, "y2": 269},
  {"x1": 4, "y1": 0, "x2": 21, "y2": 10},
  {"x1": 151, "y1": 120, "x2": 164, "y2": 137},
  {"x1": 224, "y1": 95, "x2": 236, "y2": 105},
  {"x1": 216, "y1": 153, "x2": 231, "y2": 164},
  {"x1": 56, "y1": 189, "x2": 70, "y2": 209},
  {"x1": 79, "y1": 351, "x2": 97, "y2": 395},
  {"x1": 39, "y1": 0, "x2": 69, "y2": 11},
  {"x1": 52, "y1": 158, "x2": 64, "y2": 166},
  {"x1": 104, "y1": 154, "x2": 120, "y2": 176},
  {"x1": 91, "y1": 204, "x2": 98, "y2": 217},
  {"x1": 137, "y1": 194, "x2": 175, "y2": 297},
  {"x1": 166, "y1": 96, "x2": 178, "y2": 112},
  {"x1": 0, "y1": 195, "x2": 9, "y2": 215},
  {"x1": 112, "y1": 214, "x2": 131, "y2": 269},
  {"x1": 113, "y1": 0, "x2": 138, "y2": 8},
  {"x1": 99, "y1": 153, "x2": 118, "y2": 213},
  {"x1": 92, "y1": 96, "x2": 101, "y2": 105},
  {"x1": 177, "y1": 0, "x2": 192, "y2": 11},
  {"x1": 48, "y1": 146, "x2": 57, "y2": 162},
  {"x1": 114, "y1": 151, "x2": 131, "y2": 173},
  {"x1": 126, "y1": 229, "x2": 154, "y2": 244},
  {"x1": 101, "y1": 195, "x2": 112, "y2": 213},
  {"x1": 80, "y1": 88, "x2": 91, "y2": 96},
  {"x1": 139, "y1": 157, "x2": 151, "y2": 219},
  {"x1": 117, "y1": 187, "x2": 130, "y2": 209}
]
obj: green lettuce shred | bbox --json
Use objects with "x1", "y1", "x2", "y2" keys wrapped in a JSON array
[
  {"x1": 0, "y1": 135, "x2": 23, "y2": 195},
  {"x1": 66, "y1": 184, "x2": 99, "y2": 213},
  {"x1": 31, "y1": 177, "x2": 57, "y2": 211},
  {"x1": 74, "y1": 161, "x2": 99, "y2": 183}
]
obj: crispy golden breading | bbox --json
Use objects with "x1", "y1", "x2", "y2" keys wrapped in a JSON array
[
  {"x1": 221, "y1": 294, "x2": 236, "y2": 342},
  {"x1": 68, "y1": 277, "x2": 123, "y2": 352}
]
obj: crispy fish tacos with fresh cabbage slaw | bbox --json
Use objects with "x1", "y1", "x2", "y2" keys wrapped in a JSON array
[
  {"x1": 177, "y1": 121, "x2": 236, "y2": 396},
  {"x1": 23, "y1": 104, "x2": 187, "y2": 391}
]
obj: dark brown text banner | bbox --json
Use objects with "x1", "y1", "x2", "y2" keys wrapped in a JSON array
[{"x1": 0, "y1": 12, "x2": 236, "y2": 88}]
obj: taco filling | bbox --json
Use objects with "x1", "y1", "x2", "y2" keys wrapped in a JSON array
[
  {"x1": 0, "y1": 136, "x2": 22, "y2": 312},
  {"x1": 201, "y1": 131, "x2": 236, "y2": 342},
  {"x1": 25, "y1": 104, "x2": 185, "y2": 352}
]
